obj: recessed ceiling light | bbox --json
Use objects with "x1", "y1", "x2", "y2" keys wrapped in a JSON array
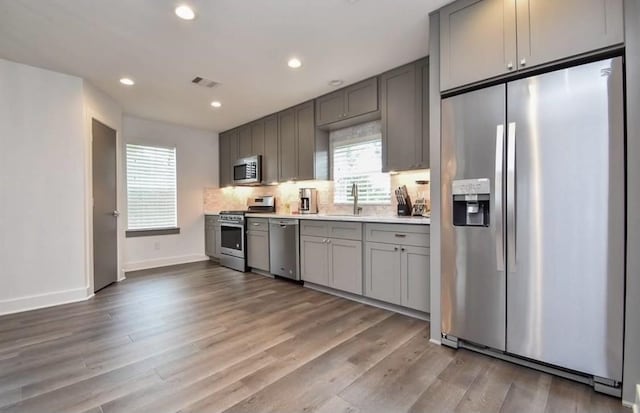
[
  {"x1": 287, "y1": 58, "x2": 302, "y2": 69},
  {"x1": 210, "y1": 101, "x2": 222, "y2": 108},
  {"x1": 175, "y1": 5, "x2": 195, "y2": 20},
  {"x1": 119, "y1": 78, "x2": 135, "y2": 86},
  {"x1": 329, "y1": 79, "x2": 344, "y2": 87}
]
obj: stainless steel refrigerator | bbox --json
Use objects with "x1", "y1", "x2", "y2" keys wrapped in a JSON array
[{"x1": 441, "y1": 57, "x2": 625, "y2": 394}]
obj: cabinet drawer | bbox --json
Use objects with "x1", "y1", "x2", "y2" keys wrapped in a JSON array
[
  {"x1": 300, "y1": 220, "x2": 329, "y2": 237},
  {"x1": 328, "y1": 222, "x2": 362, "y2": 241},
  {"x1": 247, "y1": 218, "x2": 269, "y2": 232},
  {"x1": 365, "y1": 224, "x2": 429, "y2": 248}
]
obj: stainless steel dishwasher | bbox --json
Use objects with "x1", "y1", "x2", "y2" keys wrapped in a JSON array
[{"x1": 269, "y1": 219, "x2": 300, "y2": 280}]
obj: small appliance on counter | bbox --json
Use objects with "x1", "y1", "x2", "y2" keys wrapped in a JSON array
[
  {"x1": 412, "y1": 179, "x2": 430, "y2": 217},
  {"x1": 218, "y1": 195, "x2": 275, "y2": 272},
  {"x1": 298, "y1": 188, "x2": 318, "y2": 214},
  {"x1": 395, "y1": 186, "x2": 412, "y2": 216}
]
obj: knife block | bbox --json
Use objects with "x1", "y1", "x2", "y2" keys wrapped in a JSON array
[{"x1": 397, "y1": 203, "x2": 412, "y2": 216}]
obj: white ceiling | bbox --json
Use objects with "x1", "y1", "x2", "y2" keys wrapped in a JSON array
[{"x1": 0, "y1": 0, "x2": 451, "y2": 132}]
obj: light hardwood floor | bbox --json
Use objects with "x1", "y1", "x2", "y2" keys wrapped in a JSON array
[{"x1": 0, "y1": 261, "x2": 627, "y2": 413}]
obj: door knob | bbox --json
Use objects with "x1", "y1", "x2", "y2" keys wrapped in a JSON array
[{"x1": 112, "y1": 210, "x2": 120, "y2": 217}]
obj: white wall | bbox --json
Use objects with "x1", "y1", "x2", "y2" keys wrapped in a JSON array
[
  {"x1": 0, "y1": 59, "x2": 88, "y2": 314},
  {"x1": 122, "y1": 115, "x2": 218, "y2": 271}
]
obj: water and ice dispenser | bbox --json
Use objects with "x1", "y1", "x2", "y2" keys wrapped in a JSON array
[{"x1": 452, "y1": 178, "x2": 490, "y2": 227}]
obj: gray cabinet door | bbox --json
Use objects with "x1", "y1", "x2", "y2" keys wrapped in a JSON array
[
  {"x1": 251, "y1": 120, "x2": 265, "y2": 158},
  {"x1": 228, "y1": 129, "x2": 239, "y2": 164},
  {"x1": 440, "y1": 0, "x2": 517, "y2": 91},
  {"x1": 218, "y1": 132, "x2": 230, "y2": 187},
  {"x1": 329, "y1": 239, "x2": 363, "y2": 295},
  {"x1": 401, "y1": 246, "x2": 430, "y2": 312},
  {"x1": 247, "y1": 230, "x2": 270, "y2": 272},
  {"x1": 296, "y1": 101, "x2": 315, "y2": 181},
  {"x1": 238, "y1": 125, "x2": 252, "y2": 158},
  {"x1": 365, "y1": 242, "x2": 401, "y2": 305},
  {"x1": 278, "y1": 108, "x2": 297, "y2": 181},
  {"x1": 418, "y1": 58, "x2": 430, "y2": 169},
  {"x1": 263, "y1": 114, "x2": 278, "y2": 184},
  {"x1": 344, "y1": 78, "x2": 378, "y2": 118},
  {"x1": 381, "y1": 62, "x2": 420, "y2": 172},
  {"x1": 516, "y1": 0, "x2": 624, "y2": 69},
  {"x1": 205, "y1": 216, "x2": 217, "y2": 257},
  {"x1": 214, "y1": 225, "x2": 221, "y2": 258},
  {"x1": 301, "y1": 235, "x2": 330, "y2": 286},
  {"x1": 316, "y1": 90, "x2": 345, "y2": 126}
]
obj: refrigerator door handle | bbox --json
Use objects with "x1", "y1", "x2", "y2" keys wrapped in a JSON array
[
  {"x1": 507, "y1": 122, "x2": 517, "y2": 273},
  {"x1": 495, "y1": 124, "x2": 505, "y2": 272}
]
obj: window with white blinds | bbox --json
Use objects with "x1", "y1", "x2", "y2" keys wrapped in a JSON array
[
  {"x1": 332, "y1": 134, "x2": 391, "y2": 204},
  {"x1": 126, "y1": 144, "x2": 177, "y2": 230}
]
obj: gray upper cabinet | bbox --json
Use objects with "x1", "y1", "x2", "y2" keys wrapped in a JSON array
[
  {"x1": 315, "y1": 78, "x2": 378, "y2": 126},
  {"x1": 381, "y1": 58, "x2": 429, "y2": 172},
  {"x1": 278, "y1": 101, "x2": 328, "y2": 182},
  {"x1": 316, "y1": 91, "x2": 345, "y2": 125},
  {"x1": 440, "y1": 0, "x2": 517, "y2": 91},
  {"x1": 278, "y1": 108, "x2": 297, "y2": 181},
  {"x1": 439, "y1": 0, "x2": 624, "y2": 91},
  {"x1": 263, "y1": 115, "x2": 278, "y2": 184},
  {"x1": 344, "y1": 78, "x2": 378, "y2": 118},
  {"x1": 250, "y1": 120, "x2": 265, "y2": 158},
  {"x1": 238, "y1": 125, "x2": 252, "y2": 158},
  {"x1": 296, "y1": 101, "x2": 315, "y2": 181},
  {"x1": 516, "y1": 0, "x2": 624, "y2": 69},
  {"x1": 218, "y1": 132, "x2": 230, "y2": 187},
  {"x1": 218, "y1": 130, "x2": 238, "y2": 187}
]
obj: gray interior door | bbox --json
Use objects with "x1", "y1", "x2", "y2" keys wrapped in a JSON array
[
  {"x1": 505, "y1": 58, "x2": 625, "y2": 381},
  {"x1": 92, "y1": 119, "x2": 118, "y2": 292},
  {"x1": 441, "y1": 84, "x2": 507, "y2": 351}
]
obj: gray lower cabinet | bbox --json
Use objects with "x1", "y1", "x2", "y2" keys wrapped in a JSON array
[
  {"x1": 401, "y1": 245, "x2": 430, "y2": 312},
  {"x1": 365, "y1": 242, "x2": 402, "y2": 305},
  {"x1": 247, "y1": 218, "x2": 269, "y2": 271},
  {"x1": 381, "y1": 58, "x2": 429, "y2": 172},
  {"x1": 329, "y1": 238, "x2": 363, "y2": 295},
  {"x1": 364, "y1": 224, "x2": 430, "y2": 312},
  {"x1": 300, "y1": 221, "x2": 363, "y2": 294},
  {"x1": 205, "y1": 215, "x2": 221, "y2": 259},
  {"x1": 300, "y1": 235, "x2": 330, "y2": 286}
]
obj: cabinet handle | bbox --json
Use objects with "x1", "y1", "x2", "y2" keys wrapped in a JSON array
[
  {"x1": 394, "y1": 234, "x2": 407, "y2": 238},
  {"x1": 507, "y1": 62, "x2": 514, "y2": 70},
  {"x1": 520, "y1": 58, "x2": 526, "y2": 67},
  {"x1": 401, "y1": 247, "x2": 406, "y2": 252},
  {"x1": 252, "y1": 223, "x2": 260, "y2": 226},
  {"x1": 394, "y1": 247, "x2": 399, "y2": 251}
]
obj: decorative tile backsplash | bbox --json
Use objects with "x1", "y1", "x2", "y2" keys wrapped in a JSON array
[{"x1": 203, "y1": 169, "x2": 430, "y2": 216}]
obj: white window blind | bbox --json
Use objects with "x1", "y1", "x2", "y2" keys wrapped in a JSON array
[
  {"x1": 126, "y1": 144, "x2": 177, "y2": 230},
  {"x1": 332, "y1": 135, "x2": 391, "y2": 204}
]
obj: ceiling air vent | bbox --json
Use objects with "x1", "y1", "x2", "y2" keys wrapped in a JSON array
[{"x1": 191, "y1": 77, "x2": 219, "y2": 88}]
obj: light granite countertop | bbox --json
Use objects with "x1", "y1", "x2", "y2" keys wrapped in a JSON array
[{"x1": 205, "y1": 211, "x2": 430, "y2": 225}]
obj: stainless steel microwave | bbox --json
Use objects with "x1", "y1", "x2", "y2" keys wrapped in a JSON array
[{"x1": 233, "y1": 155, "x2": 262, "y2": 185}]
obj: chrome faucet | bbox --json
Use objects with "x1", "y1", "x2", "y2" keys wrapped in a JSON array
[{"x1": 351, "y1": 183, "x2": 363, "y2": 215}]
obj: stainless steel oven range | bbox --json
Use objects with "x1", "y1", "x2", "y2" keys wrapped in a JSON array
[{"x1": 218, "y1": 196, "x2": 276, "y2": 272}]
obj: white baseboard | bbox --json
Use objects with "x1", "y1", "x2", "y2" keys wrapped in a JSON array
[
  {"x1": 0, "y1": 287, "x2": 91, "y2": 316},
  {"x1": 123, "y1": 254, "x2": 209, "y2": 272},
  {"x1": 429, "y1": 338, "x2": 442, "y2": 346}
]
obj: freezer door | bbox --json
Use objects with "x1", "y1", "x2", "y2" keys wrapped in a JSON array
[
  {"x1": 441, "y1": 84, "x2": 507, "y2": 350},
  {"x1": 506, "y1": 58, "x2": 625, "y2": 381}
]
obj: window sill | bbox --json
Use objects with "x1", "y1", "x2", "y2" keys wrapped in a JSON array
[
  {"x1": 332, "y1": 202, "x2": 392, "y2": 207},
  {"x1": 126, "y1": 227, "x2": 180, "y2": 238}
]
